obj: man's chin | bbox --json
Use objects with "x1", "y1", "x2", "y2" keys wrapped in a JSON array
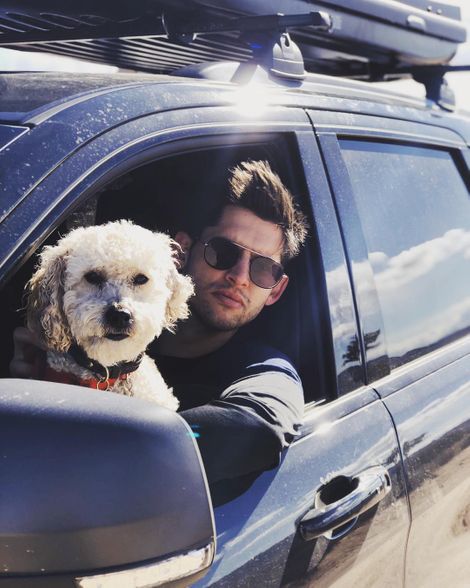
[
  {"x1": 211, "y1": 319, "x2": 244, "y2": 332},
  {"x1": 202, "y1": 313, "x2": 244, "y2": 332},
  {"x1": 191, "y1": 304, "x2": 246, "y2": 332}
]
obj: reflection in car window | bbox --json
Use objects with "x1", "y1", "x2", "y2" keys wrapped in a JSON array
[{"x1": 340, "y1": 141, "x2": 470, "y2": 369}]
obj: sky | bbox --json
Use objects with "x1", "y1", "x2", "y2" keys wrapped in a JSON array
[
  {"x1": 374, "y1": 0, "x2": 470, "y2": 109},
  {"x1": 0, "y1": 1, "x2": 468, "y2": 108}
]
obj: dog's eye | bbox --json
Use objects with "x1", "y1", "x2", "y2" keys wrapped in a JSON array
[
  {"x1": 133, "y1": 273, "x2": 149, "y2": 286},
  {"x1": 84, "y1": 271, "x2": 105, "y2": 285}
]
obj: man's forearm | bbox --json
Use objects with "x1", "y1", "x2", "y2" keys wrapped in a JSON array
[{"x1": 180, "y1": 403, "x2": 282, "y2": 484}]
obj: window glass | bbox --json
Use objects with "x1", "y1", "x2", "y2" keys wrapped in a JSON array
[{"x1": 340, "y1": 140, "x2": 470, "y2": 369}]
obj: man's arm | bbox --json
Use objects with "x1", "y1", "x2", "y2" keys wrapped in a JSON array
[
  {"x1": 11, "y1": 329, "x2": 304, "y2": 485},
  {"x1": 180, "y1": 355, "x2": 304, "y2": 484},
  {"x1": 180, "y1": 403, "x2": 281, "y2": 484}
]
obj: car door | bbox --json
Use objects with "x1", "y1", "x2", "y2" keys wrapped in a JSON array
[
  {"x1": 188, "y1": 129, "x2": 409, "y2": 588},
  {"x1": 0, "y1": 96, "x2": 410, "y2": 587},
  {"x1": 314, "y1": 109, "x2": 470, "y2": 587}
]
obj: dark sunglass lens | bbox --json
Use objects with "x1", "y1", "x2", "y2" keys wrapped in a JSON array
[
  {"x1": 251, "y1": 257, "x2": 283, "y2": 288},
  {"x1": 271, "y1": 263, "x2": 284, "y2": 283},
  {"x1": 205, "y1": 237, "x2": 240, "y2": 270}
]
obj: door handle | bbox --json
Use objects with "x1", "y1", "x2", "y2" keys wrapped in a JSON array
[{"x1": 298, "y1": 467, "x2": 391, "y2": 541}]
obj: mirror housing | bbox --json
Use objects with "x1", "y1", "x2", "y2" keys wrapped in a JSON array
[{"x1": 0, "y1": 379, "x2": 215, "y2": 587}]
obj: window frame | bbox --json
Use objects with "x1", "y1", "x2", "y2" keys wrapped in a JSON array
[{"x1": 0, "y1": 114, "x2": 339, "y2": 408}]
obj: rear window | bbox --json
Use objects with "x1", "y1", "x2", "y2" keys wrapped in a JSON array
[{"x1": 340, "y1": 140, "x2": 470, "y2": 369}]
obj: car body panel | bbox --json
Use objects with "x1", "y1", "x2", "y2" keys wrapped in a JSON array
[
  {"x1": 0, "y1": 124, "x2": 28, "y2": 151},
  {"x1": 196, "y1": 392, "x2": 409, "y2": 587},
  {"x1": 376, "y1": 346, "x2": 470, "y2": 587}
]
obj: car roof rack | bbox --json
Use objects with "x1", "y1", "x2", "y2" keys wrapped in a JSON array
[
  {"x1": 0, "y1": 1, "x2": 467, "y2": 109},
  {"x1": 165, "y1": 11, "x2": 470, "y2": 111},
  {"x1": 162, "y1": 12, "x2": 333, "y2": 81},
  {"x1": 369, "y1": 62, "x2": 470, "y2": 111}
]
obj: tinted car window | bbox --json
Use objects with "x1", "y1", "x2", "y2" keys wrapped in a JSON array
[{"x1": 340, "y1": 140, "x2": 470, "y2": 369}]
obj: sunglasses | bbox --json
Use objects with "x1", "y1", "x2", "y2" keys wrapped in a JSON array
[{"x1": 202, "y1": 236, "x2": 285, "y2": 289}]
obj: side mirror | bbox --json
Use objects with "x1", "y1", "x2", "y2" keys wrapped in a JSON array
[{"x1": 0, "y1": 379, "x2": 215, "y2": 587}]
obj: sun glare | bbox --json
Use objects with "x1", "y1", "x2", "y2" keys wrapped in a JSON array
[{"x1": 231, "y1": 82, "x2": 272, "y2": 117}]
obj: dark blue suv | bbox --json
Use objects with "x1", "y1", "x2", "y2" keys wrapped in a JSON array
[{"x1": 0, "y1": 1, "x2": 469, "y2": 586}]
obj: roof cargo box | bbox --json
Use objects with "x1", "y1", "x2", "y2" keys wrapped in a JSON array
[{"x1": 0, "y1": 1, "x2": 466, "y2": 77}]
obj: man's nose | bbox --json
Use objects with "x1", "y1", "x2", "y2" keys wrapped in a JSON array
[{"x1": 225, "y1": 254, "x2": 250, "y2": 287}]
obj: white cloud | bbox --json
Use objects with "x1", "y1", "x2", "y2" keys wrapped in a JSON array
[{"x1": 371, "y1": 228, "x2": 470, "y2": 291}]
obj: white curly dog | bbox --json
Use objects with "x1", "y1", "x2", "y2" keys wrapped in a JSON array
[{"x1": 26, "y1": 220, "x2": 194, "y2": 410}]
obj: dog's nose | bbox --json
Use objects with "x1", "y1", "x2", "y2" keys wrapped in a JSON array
[{"x1": 105, "y1": 305, "x2": 132, "y2": 329}]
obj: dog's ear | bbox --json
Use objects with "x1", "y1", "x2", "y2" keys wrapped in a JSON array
[
  {"x1": 164, "y1": 262, "x2": 194, "y2": 332},
  {"x1": 26, "y1": 244, "x2": 73, "y2": 352}
]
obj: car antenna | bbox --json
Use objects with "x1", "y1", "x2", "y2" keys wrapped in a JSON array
[{"x1": 162, "y1": 11, "x2": 333, "y2": 81}]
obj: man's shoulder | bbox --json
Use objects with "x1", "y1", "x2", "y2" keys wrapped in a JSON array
[{"x1": 221, "y1": 336, "x2": 301, "y2": 383}]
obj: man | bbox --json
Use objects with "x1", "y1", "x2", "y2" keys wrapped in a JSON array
[
  {"x1": 152, "y1": 160, "x2": 308, "y2": 486},
  {"x1": 11, "y1": 160, "x2": 308, "y2": 489}
]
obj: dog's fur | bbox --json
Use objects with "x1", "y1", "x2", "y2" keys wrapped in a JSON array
[{"x1": 26, "y1": 220, "x2": 194, "y2": 409}]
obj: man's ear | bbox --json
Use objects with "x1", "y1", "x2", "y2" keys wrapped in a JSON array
[
  {"x1": 173, "y1": 231, "x2": 193, "y2": 269},
  {"x1": 265, "y1": 274, "x2": 289, "y2": 307}
]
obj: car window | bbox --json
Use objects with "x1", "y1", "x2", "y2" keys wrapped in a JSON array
[
  {"x1": 0, "y1": 141, "x2": 329, "y2": 405},
  {"x1": 91, "y1": 148, "x2": 327, "y2": 404},
  {"x1": 340, "y1": 140, "x2": 470, "y2": 370}
]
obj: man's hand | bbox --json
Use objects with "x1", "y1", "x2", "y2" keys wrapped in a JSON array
[{"x1": 10, "y1": 327, "x2": 45, "y2": 378}]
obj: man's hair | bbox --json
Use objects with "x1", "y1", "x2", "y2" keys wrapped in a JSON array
[{"x1": 224, "y1": 160, "x2": 308, "y2": 262}]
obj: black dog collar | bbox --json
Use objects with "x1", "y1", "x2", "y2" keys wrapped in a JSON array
[{"x1": 68, "y1": 344, "x2": 144, "y2": 381}]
